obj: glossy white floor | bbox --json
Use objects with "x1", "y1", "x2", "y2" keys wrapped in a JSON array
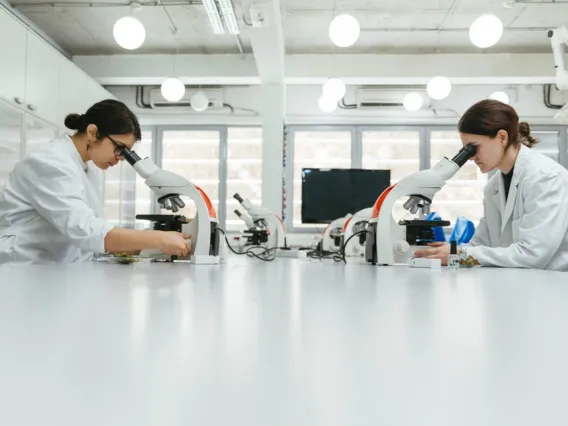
[{"x1": 0, "y1": 257, "x2": 567, "y2": 426}]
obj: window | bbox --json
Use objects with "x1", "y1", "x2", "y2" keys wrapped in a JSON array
[
  {"x1": 429, "y1": 130, "x2": 486, "y2": 224},
  {"x1": 291, "y1": 130, "x2": 352, "y2": 228},
  {"x1": 531, "y1": 130, "x2": 560, "y2": 163},
  {"x1": 362, "y1": 130, "x2": 420, "y2": 221},
  {"x1": 226, "y1": 127, "x2": 263, "y2": 231},
  {"x1": 160, "y1": 129, "x2": 221, "y2": 220},
  {"x1": 104, "y1": 129, "x2": 154, "y2": 228}
]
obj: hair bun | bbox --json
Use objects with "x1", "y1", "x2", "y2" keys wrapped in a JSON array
[
  {"x1": 64, "y1": 113, "x2": 83, "y2": 130},
  {"x1": 519, "y1": 121, "x2": 539, "y2": 147},
  {"x1": 519, "y1": 121, "x2": 531, "y2": 137}
]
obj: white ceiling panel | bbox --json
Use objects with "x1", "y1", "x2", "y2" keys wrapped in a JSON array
[
  {"x1": 508, "y1": 3, "x2": 568, "y2": 28},
  {"x1": 14, "y1": 1, "x2": 250, "y2": 54},
  {"x1": 10, "y1": 0, "x2": 564, "y2": 55}
]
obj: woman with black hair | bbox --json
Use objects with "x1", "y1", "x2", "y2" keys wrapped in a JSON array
[
  {"x1": 0, "y1": 99, "x2": 190, "y2": 264},
  {"x1": 415, "y1": 99, "x2": 568, "y2": 271}
]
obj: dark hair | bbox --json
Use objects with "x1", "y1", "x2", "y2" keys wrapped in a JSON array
[
  {"x1": 458, "y1": 99, "x2": 538, "y2": 148},
  {"x1": 64, "y1": 99, "x2": 141, "y2": 141}
]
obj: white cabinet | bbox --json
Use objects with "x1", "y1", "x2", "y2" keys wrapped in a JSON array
[
  {"x1": 23, "y1": 115, "x2": 58, "y2": 156},
  {"x1": 25, "y1": 32, "x2": 60, "y2": 125},
  {"x1": 0, "y1": 99, "x2": 24, "y2": 188},
  {"x1": 0, "y1": 9, "x2": 27, "y2": 108},
  {"x1": 57, "y1": 59, "x2": 114, "y2": 127},
  {"x1": 0, "y1": 7, "x2": 113, "y2": 131},
  {"x1": 57, "y1": 59, "x2": 93, "y2": 126}
]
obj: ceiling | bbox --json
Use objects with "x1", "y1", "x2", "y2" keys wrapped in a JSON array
[{"x1": 8, "y1": 0, "x2": 568, "y2": 55}]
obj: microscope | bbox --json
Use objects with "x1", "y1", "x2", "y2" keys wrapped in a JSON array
[
  {"x1": 320, "y1": 214, "x2": 352, "y2": 253},
  {"x1": 365, "y1": 144, "x2": 476, "y2": 267},
  {"x1": 232, "y1": 193, "x2": 287, "y2": 253},
  {"x1": 122, "y1": 148, "x2": 220, "y2": 265},
  {"x1": 342, "y1": 207, "x2": 372, "y2": 257}
]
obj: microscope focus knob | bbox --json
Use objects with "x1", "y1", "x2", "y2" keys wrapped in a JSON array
[{"x1": 394, "y1": 240, "x2": 410, "y2": 255}]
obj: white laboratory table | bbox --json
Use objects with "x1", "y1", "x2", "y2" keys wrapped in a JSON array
[{"x1": 0, "y1": 257, "x2": 567, "y2": 426}]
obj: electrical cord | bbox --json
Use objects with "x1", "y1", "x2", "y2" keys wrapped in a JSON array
[
  {"x1": 216, "y1": 227, "x2": 286, "y2": 262},
  {"x1": 216, "y1": 228, "x2": 369, "y2": 264},
  {"x1": 305, "y1": 230, "x2": 370, "y2": 264},
  {"x1": 338, "y1": 230, "x2": 371, "y2": 264},
  {"x1": 306, "y1": 248, "x2": 345, "y2": 263}
]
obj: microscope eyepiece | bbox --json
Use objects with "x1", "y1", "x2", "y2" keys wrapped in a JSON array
[
  {"x1": 451, "y1": 144, "x2": 477, "y2": 167},
  {"x1": 233, "y1": 193, "x2": 244, "y2": 203},
  {"x1": 122, "y1": 148, "x2": 142, "y2": 166}
]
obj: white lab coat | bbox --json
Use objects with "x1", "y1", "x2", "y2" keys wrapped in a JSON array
[
  {"x1": 0, "y1": 133, "x2": 113, "y2": 264},
  {"x1": 465, "y1": 144, "x2": 568, "y2": 271}
]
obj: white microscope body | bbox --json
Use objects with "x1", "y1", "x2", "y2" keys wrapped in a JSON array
[
  {"x1": 365, "y1": 144, "x2": 476, "y2": 267},
  {"x1": 123, "y1": 149, "x2": 220, "y2": 265},
  {"x1": 343, "y1": 207, "x2": 372, "y2": 257},
  {"x1": 233, "y1": 193, "x2": 287, "y2": 253},
  {"x1": 321, "y1": 214, "x2": 352, "y2": 252}
]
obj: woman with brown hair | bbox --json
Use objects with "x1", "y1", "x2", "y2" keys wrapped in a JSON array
[{"x1": 415, "y1": 99, "x2": 568, "y2": 271}]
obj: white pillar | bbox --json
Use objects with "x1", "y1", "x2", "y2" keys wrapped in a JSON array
[{"x1": 261, "y1": 84, "x2": 285, "y2": 216}]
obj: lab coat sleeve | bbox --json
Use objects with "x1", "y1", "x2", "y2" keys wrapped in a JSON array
[
  {"x1": 18, "y1": 157, "x2": 113, "y2": 254},
  {"x1": 467, "y1": 198, "x2": 491, "y2": 247},
  {"x1": 467, "y1": 173, "x2": 568, "y2": 269}
]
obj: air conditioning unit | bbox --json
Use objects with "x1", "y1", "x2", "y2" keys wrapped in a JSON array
[
  {"x1": 148, "y1": 88, "x2": 225, "y2": 109},
  {"x1": 356, "y1": 87, "x2": 430, "y2": 109}
]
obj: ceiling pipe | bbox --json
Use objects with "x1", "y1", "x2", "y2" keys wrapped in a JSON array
[
  {"x1": 155, "y1": 0, "x2": 178, "y2": 35},
  {"x1": 361, "y1": 26, "x2": 554, "y2": 33},
  {"x1": 10, "y1": 0, "x2": 203, "y2": 8},
  {"x1": 437, "y1": 0, "x2": 461, "y2": 31}
]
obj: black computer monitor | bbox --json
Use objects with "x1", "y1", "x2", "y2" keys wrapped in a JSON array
[{"x1": 301, "y1": 168, "x2": 391, "y2": 224}]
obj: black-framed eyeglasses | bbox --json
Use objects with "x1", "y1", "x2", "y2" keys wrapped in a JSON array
[{"x1": 106, "y1": 135, "x2": 127, "y2": 157}]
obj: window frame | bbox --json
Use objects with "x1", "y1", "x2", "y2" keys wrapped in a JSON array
[
  {"x1": 284, "y1": 124, "x2": 427, "y2": 233},
  {"x1": 284, "y1": 124, "x2": 568, "y2": 233},
  {"x1": 225, "y1": 126, "x2": 265, "y2": 231},
  {"x1": 102, "y1": 125, "x2": 158, "y2": 228},
  {"x1": 154, "y1": 125, "x2": 262, "y2": 230},
  {"x1": 155, "y1": 125, "x2": 227, "y2": 227}
]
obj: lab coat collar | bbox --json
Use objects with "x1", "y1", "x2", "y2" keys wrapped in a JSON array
[
  {"x1": 62, "y1": 133, "x2": 89, "y2": 173},
  {"x1": 500, "y1": 144, "x2": 530, "y2": 233}
]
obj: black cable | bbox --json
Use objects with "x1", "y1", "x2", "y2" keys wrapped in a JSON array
[
  {"x1": 216, "y1": 227, "x2": 286, "y2": 262},
  {"x1": 138, "y1": 86, "x2": 152, "y2": 109},
  {"x1": 135, "y1": 86, "x2": 147, "y2": 109},
  {"x1": 242, "y1": 13, "x2": 254, "y2": 27},
  {"x1": 339, "y1": 230, "x2": 370, "y2": 264},
  {"x1": 544, "y1": 84, "x2": 563, "y2": 109},
  {"x1": 338, "y1": 97, "x2": 358, "y2": 109},
  {"x1": 305, "y1": 248, "x2": 344, "y2": 262}
]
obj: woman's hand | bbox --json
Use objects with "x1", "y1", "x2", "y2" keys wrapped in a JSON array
[
  {"x1": 413, "y1": 242, "x2": 451, "y2": 266},
  {"x1": 157, "y1": 232, "x2": 191, "y2": 257}
]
